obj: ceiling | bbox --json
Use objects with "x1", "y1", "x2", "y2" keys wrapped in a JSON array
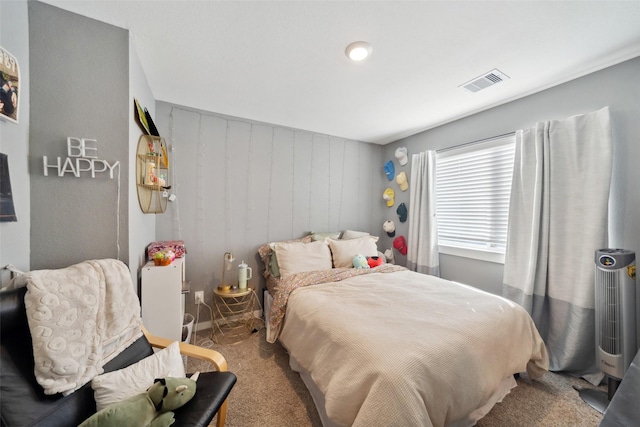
[{"x1": 41, "y1": 1, "x2": 640, "y2": 145}]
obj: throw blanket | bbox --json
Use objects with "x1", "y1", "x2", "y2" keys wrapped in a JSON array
[
  {"x1": 25, "y1": 259, "x2": 143, "y2": 396},
  {"x1": 267, "y1": 264, "x2": 407, "y2": 343}
]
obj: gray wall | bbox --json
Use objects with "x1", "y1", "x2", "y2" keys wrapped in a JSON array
[
  {"x1": 0, "y1": 0, "x2": 30, "y2": 285},
  {"x1": 379, "y1": 154, "x2": 410, "y2": 267},
  {"x1": 154, "y1": 102, "x2": 383, "y2": 319},
  {"x1": 28, "y1": 1, "x2": 130, "y2": 270},
  {"x1": 383, "y1": 57, "x2": 640, "y2": 294},
  {"x1": 6, "y1": 1, "x2": 637, "y2": 310},
  {"x1": 128, "y1": 39, "x2": 157, "y2": 286}
]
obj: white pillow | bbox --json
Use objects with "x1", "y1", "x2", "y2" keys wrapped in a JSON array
[
  {"x1": 274, "y1": 240, "x2": 332, "y2": 278},
  {"x1": 341, "y1": 230, "x2": 370, "y2": 240},
  {"x1": 91, "y1": 341, "x2": 185, "y2": 411},
  {"x1": 328, "y1": 236, "x2": 379, "y2": 268},
  {"x1": 309, "y1": 231, "x2": 341, "y2": 241}
]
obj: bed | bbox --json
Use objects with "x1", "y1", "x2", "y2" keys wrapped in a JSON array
[{"x1": 259, "y1": 234, "x2": 549, "y2": 427}]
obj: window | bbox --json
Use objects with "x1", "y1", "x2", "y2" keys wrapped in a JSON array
[{"x1": 435, "y1": 133, "x2": 516, "y2": 263}]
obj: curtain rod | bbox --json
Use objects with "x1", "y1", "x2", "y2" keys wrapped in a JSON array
[{"x1": 435, "y1": 131, "x2": 515, "y2": 154}]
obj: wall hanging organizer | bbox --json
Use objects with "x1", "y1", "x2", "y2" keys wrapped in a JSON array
[{"x1": 136, "y1": 134, "x2": 170, "y2": 213}]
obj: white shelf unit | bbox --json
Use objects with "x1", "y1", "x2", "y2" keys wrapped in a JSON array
[{"x1": 141, "y1": 257, "x2": 188, "y2": 342}]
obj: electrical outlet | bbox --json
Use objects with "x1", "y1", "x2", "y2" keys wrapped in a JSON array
[{"x1": 195, "y1": 291, "x2": 204, "y2": 304}]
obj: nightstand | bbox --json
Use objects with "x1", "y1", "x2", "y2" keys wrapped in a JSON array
[{"x1": 212, "y1": 287, "x2": 257, "y2": 344}]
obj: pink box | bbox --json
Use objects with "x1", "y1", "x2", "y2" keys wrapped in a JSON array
[{"x1": 148, "y1": 240, "x2": 187, "y2": 259}]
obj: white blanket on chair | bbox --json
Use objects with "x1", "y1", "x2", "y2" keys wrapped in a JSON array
[{"x1": 25, "y1": 259, "x2": 143, "y2": 396}]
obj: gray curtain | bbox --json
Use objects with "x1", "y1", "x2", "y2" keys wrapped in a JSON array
[
  {"x1": 502, "y1": 107, "x2": 612, "y2": 376},
  {"x1": 407, "y1": 151, "x2": 440, "y2": 276}
]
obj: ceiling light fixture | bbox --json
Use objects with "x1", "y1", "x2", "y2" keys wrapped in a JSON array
[{"x1": 345, "y1": 41, "x2": 372, "y2": 61}]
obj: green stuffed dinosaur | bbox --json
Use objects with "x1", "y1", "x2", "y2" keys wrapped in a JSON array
[{"x1": 79, "y1": 373, "x2": 199, "y2": 427}]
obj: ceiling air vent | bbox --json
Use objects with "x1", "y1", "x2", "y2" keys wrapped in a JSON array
[{"x1": 460, "y1": 69, "x2": 510, "y2": 93}]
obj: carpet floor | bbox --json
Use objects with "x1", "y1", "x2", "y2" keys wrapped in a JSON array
[{"x1": 187, "y1": 326, "x2": 605, "y2": 427}]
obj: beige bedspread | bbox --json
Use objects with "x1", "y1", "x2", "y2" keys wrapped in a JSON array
[
  {"x1": 279, "y1": 269, "x2": 548, "y2": 427},
  {"x1": 267, "y1": 264, "x2": 406, "y2": 343}
]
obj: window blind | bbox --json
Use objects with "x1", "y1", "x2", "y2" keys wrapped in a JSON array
[{"x1": 436, "y1": 133, "x2": 516, "y2": 254}]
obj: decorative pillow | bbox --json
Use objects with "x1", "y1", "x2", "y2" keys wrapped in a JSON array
[
  {"x1": 258, "y1": 235, "x2": 312, "y2": 278},
  {"x1": 258, "y1": 243, "x2": 275, "y2": 277},
  {"x1": 341, "y1": 230, "x2": 370, "y2": 240},
  {"x1": 309, "y1": 231, "x2": 342, "y2": 241},
  {"x1": 328, "y1": 236, "x2": 379, "y2": 268},
  {"x1": 274, "y1": 240, "x2": 332, "y2": 278},
  {"x1": 91, "y1": 341, "x2": 185, "y2": 411},
  {"x1": 268, "y1": 250, "x2": 281, "y2": 278}
]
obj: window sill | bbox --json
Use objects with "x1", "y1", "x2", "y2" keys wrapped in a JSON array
[{"x1": 438, "y1": 245, "x2": 505, "y2": 264}]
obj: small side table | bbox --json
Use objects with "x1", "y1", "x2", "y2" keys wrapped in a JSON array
[{"x1": 212, "y1": 287, "x2": 257, "y2": 344}]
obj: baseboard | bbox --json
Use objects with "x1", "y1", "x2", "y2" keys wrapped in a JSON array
[{"x1": 193, "y1": 319, "x2": 213, "y2": 332}]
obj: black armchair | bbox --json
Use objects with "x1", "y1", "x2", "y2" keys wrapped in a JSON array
[{"x1": 0, "y1": 286, "x2": 236, "y2": 427}]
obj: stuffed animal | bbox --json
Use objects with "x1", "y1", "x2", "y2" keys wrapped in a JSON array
[
  {"x1": 352, "y1": 254, "x2": 370, "y2": 269},
  {"x1": 79, "y1": 373, "x2": 199, "y2": 427},
  {"x1": 367, "y1": 255, "x2": 384, "y2": 268}
]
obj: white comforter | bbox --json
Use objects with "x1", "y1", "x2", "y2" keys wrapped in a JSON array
[{"x1": 279, "y1": 270, "x2": 548, "y2": 427}]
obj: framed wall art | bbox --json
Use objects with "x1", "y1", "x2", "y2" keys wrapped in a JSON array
[
  {"x1": 0, "y1": 153, "x2": 17, "y2": 222},
  {"x1": 0, "y1": 45, "x2": 20, "y2": 124}
]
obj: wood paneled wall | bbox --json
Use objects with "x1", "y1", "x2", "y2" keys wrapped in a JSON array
[{"x1": 155, "y1": 103, "x2": 383, "y2": 321}]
